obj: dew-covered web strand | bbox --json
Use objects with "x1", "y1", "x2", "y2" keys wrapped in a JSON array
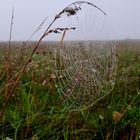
[{"x1": 54, "y1": 44, "x2": 117, "y2": 110}]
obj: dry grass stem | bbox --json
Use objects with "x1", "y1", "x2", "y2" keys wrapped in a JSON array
[
  {"x1": 0, "y1": 1, "x2": 106, "y2": 119},
  {"x1": 4, "y1": 8, "x2": 14, "y2": 101}
]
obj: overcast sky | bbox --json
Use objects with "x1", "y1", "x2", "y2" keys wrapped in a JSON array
[{"x1": 0, "y1": 0, "x2": 140, "y2": 41}]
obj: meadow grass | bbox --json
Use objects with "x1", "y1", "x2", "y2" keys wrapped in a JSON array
[{"x1": 0, "y1": 40, "x2": 139, "y2": 140}]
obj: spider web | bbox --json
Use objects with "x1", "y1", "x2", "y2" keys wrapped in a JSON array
[
  {"x1": 47, "y1": 4, "x2": 117, "y2": 111},
  {"x1": 53, "y1": 41, "x2": 117, "y2": 111}
]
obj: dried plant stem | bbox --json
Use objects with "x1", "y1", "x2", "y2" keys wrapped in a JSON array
[
  {"x1": 22, "y1": 16, "x2": 48, "y2": 48},
  {"x1": 65, "y1": 1, "x2": 107, "y2": 15},
  {"x1": 8, "y1": 7, "x2": 14, "y2": 59},
  {"x1": 0, "y1": 1, "x2": 106, "y2": 119},
  {"x1": 60, "y1": 29, "x2": 67, "y2": 44},
  {"x1": 0, "y1": 20, "x2": 54, "y2": 119},
  {"x1": 4, "y1": 8, "x2": 14, "y2": 101}
]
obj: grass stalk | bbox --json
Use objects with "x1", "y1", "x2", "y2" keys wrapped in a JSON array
[{"x1": 0, "y1": 0, "x2": 106, "y2": 120}]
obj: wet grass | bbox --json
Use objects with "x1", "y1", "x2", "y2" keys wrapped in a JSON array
[{"x1": 0, "y1": 40, "x2": 140, "y2": 140}]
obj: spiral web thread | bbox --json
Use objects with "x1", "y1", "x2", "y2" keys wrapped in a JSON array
[{"x1": 53, "y1": 41, "x2": 117, "y2": 111}]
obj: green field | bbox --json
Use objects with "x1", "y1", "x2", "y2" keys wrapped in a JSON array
[{"x1": 0, "y1": 40, "x2": 140, "y2": 140}]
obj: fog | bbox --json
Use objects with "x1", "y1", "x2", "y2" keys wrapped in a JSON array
[{"x1": 0, "y1": 0, "x2": 140, "y2": 41}]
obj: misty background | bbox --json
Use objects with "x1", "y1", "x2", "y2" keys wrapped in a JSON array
[{"x1": 0, "y1": 0, "x2": 140, "y2": 41}]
